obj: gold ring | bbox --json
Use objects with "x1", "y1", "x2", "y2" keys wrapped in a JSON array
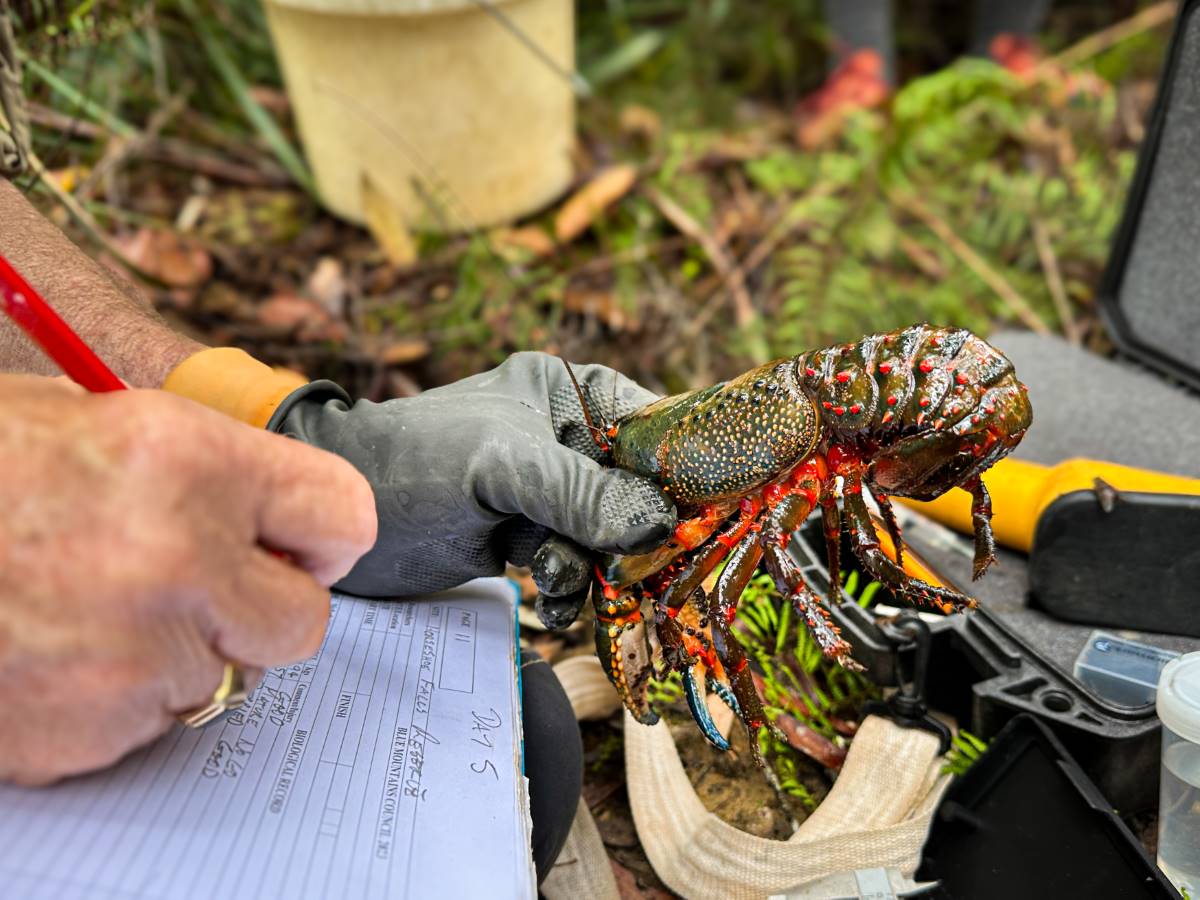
[{"x1": 177, "y1": 663, "x2": 250, "y2": 728}]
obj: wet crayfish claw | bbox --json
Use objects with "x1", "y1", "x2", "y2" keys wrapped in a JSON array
[{"x1": 572, "y1": 323, "x2": 1031, "y2": 759}]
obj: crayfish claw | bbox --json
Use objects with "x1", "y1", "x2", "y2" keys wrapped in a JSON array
[
  {"x1": 682, "y1": 667, "x2": 731, "y2": 751},
  {"x1": 705, "y1": 674, "x2": 742, "y2": 718},
  {"x1": 593, "y1": 615, "x2": 659, "y2": 725}
]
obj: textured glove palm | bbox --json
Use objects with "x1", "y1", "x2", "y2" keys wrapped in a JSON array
[{"x1": 277, "y1": 352, "x2": 675, "y2": 611}]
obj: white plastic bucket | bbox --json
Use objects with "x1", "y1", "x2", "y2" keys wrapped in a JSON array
[{"x1": 263, "y1": 0, "x2": 575, "y2": 231}]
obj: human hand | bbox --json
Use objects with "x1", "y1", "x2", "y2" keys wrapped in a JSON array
[
  {"x1": 277, "y1": 352, "x2": 676, "y2": 622},
  {"x1": 0, "y1": 377, "x2": 376, "y2": 784}
]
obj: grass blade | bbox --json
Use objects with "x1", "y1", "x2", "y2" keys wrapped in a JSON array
[{"x1": 177, "y1": 0, "x2": 316, "y2": 198}]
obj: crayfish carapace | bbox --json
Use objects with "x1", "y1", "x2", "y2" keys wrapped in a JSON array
[{"x1": 570, "y1": 324, "x2": 1032, "y2": 757}]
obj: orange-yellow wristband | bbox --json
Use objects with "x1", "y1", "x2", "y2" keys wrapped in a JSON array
[{"x1": 162, "y1": 347, "x2": 307, "y2": 429}]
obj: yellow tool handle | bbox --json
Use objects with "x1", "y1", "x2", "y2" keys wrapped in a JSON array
[
  {"x1": 163, "y1": 347, "x2": 307, "y2": 428},
  {"x1": 899, "y1": 457, "x2": 1200, "y2": 553}
]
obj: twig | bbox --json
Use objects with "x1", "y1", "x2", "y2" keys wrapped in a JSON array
[
  {"x1": 25, "y1": 149, "x2": 166, "y2": 287},
  {"x1": 679, "y1": 185, "x2": 835, "y2": 343},
  {"x1": 26, "y1": 102, "x2": 290, "y2": 186},
  {"x1": 892, "y1": 191, "x2": 1051, "y2": 335},
  {"x1": 76, "y1": 87, "x2": 191, "y2": 200},
  {"x1": 1031, "y1": 219, "x2": 1080, "y2": 345},
  {"x1": 750, "y1": 673, "x2": 846, "y2": 771},
  {"x1": 896, "y1": 232, "x2": 946, "y2": 280},
  {"x1": 644, "y1": 185, "x2": 757, "y2": 329},
  {"x1": 25, "y1": 101, "x2": 104, "y2": 139},
  {"x1": 1042, "y1": 2, "x2": 1178, "y2": 71},
  {"x1": 146, "y1": 138, "x2": 291, "y2": 187}
]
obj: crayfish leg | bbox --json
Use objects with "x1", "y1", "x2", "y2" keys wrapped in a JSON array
[
  {"x1": 762, "y1": 493, "x2": 859, "y2": 668},
  {"x1": 842, "y1": 472, "x2": 976, "y2": 614},
  {"x1": 707, "y1": 530, "x2": 772, "y2": 753},
  {"x1": 820, "y1": 491, "x2": 842, "y2": 596},
  {"x1": 967, "y1": 477, "x2": 997, "y2": 581},
  {"x1": 868, "y1": 483, "x2": 904, "y2": 570}
]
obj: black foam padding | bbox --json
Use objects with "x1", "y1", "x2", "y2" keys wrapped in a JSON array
[
  {"x1": 1106, "y1": 0, "x2": 1200, "y2": 382},
  {"x1": 917, "y1": 715, "x2": 1177, "y2": 899},
  {"x1": 904, "y1": 527, "x2": 1199, "y2": 674},
  {"x1": 993, "y1": 330, "x2": 1200, "y2": 477},
  {"x1": 1031, "y1": 490, "x2": 1200, "y2": 638}
]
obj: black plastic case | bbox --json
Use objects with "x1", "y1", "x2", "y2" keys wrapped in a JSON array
[
  {"x1": 916, "y1": 715, "x2": 1179, "y2": 899},
  {"x1": 1098, "y1": 0, "x2": 1200, "y2": 390},
  {"x1": 789, "y1": 523, "x2": 1170, "y2": 815}
]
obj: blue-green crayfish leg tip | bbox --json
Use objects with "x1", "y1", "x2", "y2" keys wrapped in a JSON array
[
  {"x1": 683, "y1": 668, "x2": 731, "y2": 751},
  {"x1": 705, "y1": 675, "x2": 742, "y2": 717}
]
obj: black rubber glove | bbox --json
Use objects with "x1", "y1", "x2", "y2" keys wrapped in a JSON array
[{"x1": 273, "y1": 352, "x2": 675, "y2": 620}]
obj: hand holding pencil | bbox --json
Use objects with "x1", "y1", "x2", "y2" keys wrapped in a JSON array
[{"x1": 0, "y1": 251, "x2": 376, "y2": 783}]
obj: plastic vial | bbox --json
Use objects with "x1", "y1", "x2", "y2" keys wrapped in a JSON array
[{"x1": 1157, "y1": 652, "x2": 1200, "y2": 896}]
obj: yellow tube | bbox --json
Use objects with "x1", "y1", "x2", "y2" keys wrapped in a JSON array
[{"x1": 898, "y1": 457, "x2": 1200, "y2": 553}]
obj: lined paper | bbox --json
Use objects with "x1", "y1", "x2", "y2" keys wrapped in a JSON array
[{"x1": 0, "y1": 579, "x2": 534, "y2": 899}]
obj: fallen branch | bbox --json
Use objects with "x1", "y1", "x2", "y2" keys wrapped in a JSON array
[
  {"x1": 1031, "y1": 219, "x2": 1081, "y2": 345},
  {"x1": 26, "y1": 102, "x2": 290, "y2": 187},
  {"x1": 751, "y1": 672, "x2": 847, "y2": 771},
  {"x1": 76, "y1": 87, "x2": 191, "y2": 201},
  {"x1": 892, "y1": 191, "x2": 1051, "y2": 335},
  {"x1": 1043, "y1": 2, "x2": 1178, "y2": 72},
  {"x1": 644, "y1": 185, "x2": 757, "y2": 329}
]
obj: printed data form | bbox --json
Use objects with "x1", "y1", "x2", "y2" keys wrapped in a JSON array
[{"x1": 0, "y1": 579, "x2": 534, "y2": 899}]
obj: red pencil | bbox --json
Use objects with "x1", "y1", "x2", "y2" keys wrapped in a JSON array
[{"x1": 0, "y1": 250, "x2": 125, "y2": 392}]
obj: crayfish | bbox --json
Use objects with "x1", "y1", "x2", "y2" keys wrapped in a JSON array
[{"x1": 568, "y1": 324, "x2": 1031, "y2": 756}]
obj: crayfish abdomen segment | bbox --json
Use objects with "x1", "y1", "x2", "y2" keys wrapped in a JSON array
[{"x1": 612, "y1": 360, "x2": 820, "y2": 508}]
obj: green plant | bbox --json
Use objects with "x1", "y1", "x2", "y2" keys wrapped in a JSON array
[
  {"x1": 645, "y1": 669, "x2": 684, "y2": 709},
  {"x1": 942, "y1": 729, "x2": 989, "y2": 777},
  {"x1": 761, "y1": 734, "x2": 820, "y2": 810},
  {"x1": 731, "y1": 563, "x2": 881, "y2": 799}
]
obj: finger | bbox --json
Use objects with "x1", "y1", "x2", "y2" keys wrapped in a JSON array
[
  {"x1": 535, "y1": 588, "x2": 589, "y2": 631},
  {"x1": 488, "y1": 444, "x2": 676, "y2": 556},
  {"x1": 206, "y1": 548, "x2": 332, "y2": 667},
  {"x1": 531, "y1": 534, "x2": 593, "y2": 597},
  {"x1": 235, "y1": 426, "x2": 378, "y2": 586}
]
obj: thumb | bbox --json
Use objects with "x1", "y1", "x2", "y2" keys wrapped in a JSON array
[{"x1": 491, "y1": 444, "x2": 676, "y2": 555}]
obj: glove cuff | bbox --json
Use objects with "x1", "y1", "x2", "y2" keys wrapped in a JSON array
[{"x1": 162, "y1": 347, "x2": 308, "y2": 428}]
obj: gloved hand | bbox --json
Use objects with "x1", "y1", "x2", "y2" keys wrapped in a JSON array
[{"x1": 273, "y1": 352, "x2": 676, "y2": 621}]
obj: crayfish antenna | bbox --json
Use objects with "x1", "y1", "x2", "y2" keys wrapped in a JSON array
[{"x1": 562, "y1": 358, "x2": 614, "y2": 453}]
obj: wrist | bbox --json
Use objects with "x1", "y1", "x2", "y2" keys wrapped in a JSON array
[{"x1": 143, "y1": 333, "x2": 207, "y2": 389}]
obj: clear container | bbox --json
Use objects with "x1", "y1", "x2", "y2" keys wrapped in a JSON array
[
  {"x1": 1074, "y1": 631, "x2": 1180, "y2": 708},
  {"x1": 1157, "y1": 651, "x2": 1200, "y2": 896}
]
